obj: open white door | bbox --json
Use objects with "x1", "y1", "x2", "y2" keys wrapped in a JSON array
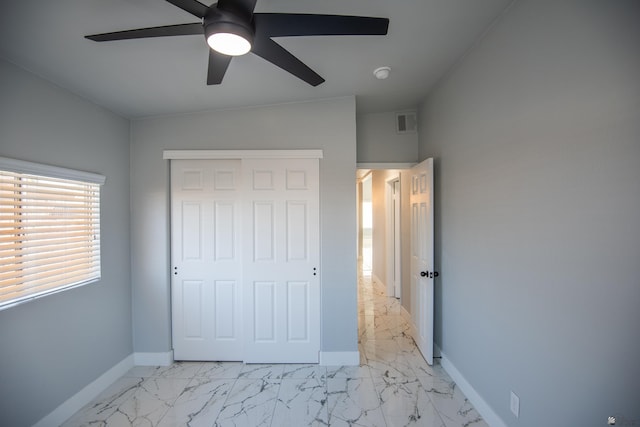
[{"x1": 410, "y1": 158, "x2": 435, "y2": 365}]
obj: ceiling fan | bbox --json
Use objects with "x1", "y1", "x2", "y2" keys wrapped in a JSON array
[{"x1": 85, "y1": 0, "x2": 389, "y2": 86}]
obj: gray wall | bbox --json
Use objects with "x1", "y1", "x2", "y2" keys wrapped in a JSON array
[
  {"x1": 418, "y1": 0, "x2": 640, "y2": 425},
  {"x1": 357, "y1": 112, "x2": 419, "y2": 163},
  {"x1": 130, "y1": 97, "x2": 358, "y2": 354},
  {"x1": 370, "y1": 170, "x2": 390, "y2": 285},
  {"x1": 0, "y1": 60, "x2": 132, "y2": 427}
]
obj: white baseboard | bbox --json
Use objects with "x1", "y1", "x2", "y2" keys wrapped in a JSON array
[
  {"x1": 33, "y1": 354, "x2": 134, "y2": 427},
  {"x1": 439, "y1": 349, "x2": 507, "y2": 427},
  {"x1": 134, "y1": 351, "x2": 174, "y2": 366},
  {"x1": 319, "y1": 351, "x2": 360, "y2": 366}
]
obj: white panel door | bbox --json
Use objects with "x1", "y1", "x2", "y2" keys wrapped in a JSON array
[
  {"x1": 171, "y1": 159, "x2": 243, "y2": 361},
  {"x1": 242, "y1": 158, "x2": 320, "y2": 363},
  {"x1": 410, "y1": 158, "x2": 435, "y2": 365}
]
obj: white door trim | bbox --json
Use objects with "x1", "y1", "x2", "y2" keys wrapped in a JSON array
[
  {"x1": 164, "y1": 149, "x2": 323, "y2": 160},
  {"x1": 385, "y1": 173, "x2": 401, "y2": 298},
  {"x1": 356, "y1": 162, "x2": 415, "y2": 169}
]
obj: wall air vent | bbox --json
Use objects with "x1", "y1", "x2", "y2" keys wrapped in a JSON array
[{"x1": 395, "y1": 112, "x2": 417, "y2": 134}]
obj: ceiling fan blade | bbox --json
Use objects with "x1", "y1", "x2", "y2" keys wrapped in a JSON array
[
  {"x1": 254, "y1": 14, "x2": 389, "y2": 38},
  {"x1": 165, "y1": 0, "x2": 209, "y2": 18},
  {"x1": 207, "y1": 49, "x2": 232, "y2": 85},
  {"x1": 85, "y1": 23, "x2": 203, "y2": 42},
  {"x1": 252, "y1": 37, "x2": 324, "y2": 86}
]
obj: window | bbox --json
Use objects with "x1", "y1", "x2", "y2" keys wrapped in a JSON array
[{"x1": 0, "y1": 157, "x2": 105, "y2": 310}]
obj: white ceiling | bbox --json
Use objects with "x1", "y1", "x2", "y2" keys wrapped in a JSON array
[{"x1": 0, "y1": 0, "x2": 512, "y2": 119}]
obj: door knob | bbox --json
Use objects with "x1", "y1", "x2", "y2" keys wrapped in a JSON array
[{"x1": 420, "y1": 271, "x2": 428, "y2": 277}]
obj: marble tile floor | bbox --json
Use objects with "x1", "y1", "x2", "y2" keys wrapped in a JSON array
[{"x1": 64, "y1": 274, "x2": 487, "y2": 427}]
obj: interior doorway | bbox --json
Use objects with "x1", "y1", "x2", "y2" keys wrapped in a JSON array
[
  {"x1": 356, "y1": 167, "x2": 412, "y2": 300},
  {"x1": 360, "y1": 173, "x2": 373, "y2": 275},
  {"x1": 386, "y1": 175, "x2": 401, "y2": 298}
]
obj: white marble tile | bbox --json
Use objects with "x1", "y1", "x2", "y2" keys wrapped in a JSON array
[
  {"x1": 419, "y1": 378, "x2": 488, "y2": 427},
  {"x1": 372, "y1": 299, "x2": 403, "y2": 316},
  {"x1": 62, "y1": 377, "x2": 144, "y2": 426},
  {"x1": 157, "y1": 378, "x2": 234, "y2": 427},
  {"x1": 363, "y1": 339, "x2": 401, "y2": 361},
  {"x1": 214, "y1": 379, "x2": 279, "y2": 427},
  {"x1": 114, "y1": 377, "x2": 191, "y2": 426},
  {"x1": 368, "y1": 357, "x2": 417, "y2": 379},
  {"x1": 272, "y1": 378, "x2": 328, "y2": 426},
  {"x1": 123, "y1": 365, "x2": 164, "y2": 378},
  {"x1": 374, "y1": 376, "x2": 446, "y2": 427},
  {"x1": 361, "y1": 326, "x2": 397, "y2": 342},
  {"x1": 156, "y1": 362, "x2": 205, "y2": 378},
  {"x1": 327, "y1": 377, "x2": 386, "y2": 427},
  {"x1": 124, "y1": 362, "x2": 204, "y2": 379},
  {"x1": 282, "y1": 364, "x2": 326, "y2": 379},
  {"x1": 197, "y1": 361, "x2": 243, "y2": 379},
  {"x1": 326, "y1": 364, "x2": 372, "y2": 379},
  {"x1": 403, "y1": 350, "x2": 449, "y2": 379},
  {"x1": 359, "y1": 344, "x2": 369, "y2": 365},
  {"x1": 393, "y1": 332, "x2": 417, "y2": 351},
  {"x1": 238, "y1": 363, "x2": 285, "y2": 379},
  {"x1": 365, "y1": 344, "x2": 417, "y2": 379}
]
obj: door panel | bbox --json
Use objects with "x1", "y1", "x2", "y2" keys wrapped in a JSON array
[
  {"x1": 243, "y1": 158, "x2": 320, "y2": 363},
  {"x1": 171, "y1": 160, "x2": 243, "y2": 361},
  {"x1": 214, "y1": 202, "x2": 235, "y2": 260},
  {"x1": 183, "y1": 280, "x2": 204, "y2": 338},
  {"x1": 253, "y1": 202, "x2": 275, "y2": 261},
  {"x1": 254, "y1": 281, "x2": 277, "y2": 342},
  {"x1": 286, "y1": 201, "x2": 308, "y2": 261},
  {"x1": 214, "y1": 280, "x2": 238, "y2": 339},
  {"x1": 287, "y1": 281, "x2": 310, "y2": 341},
  {"x1": 410, "y1": 158, "x2": 434, "y2": 365}
]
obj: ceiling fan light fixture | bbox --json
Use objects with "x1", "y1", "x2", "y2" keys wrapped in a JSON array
[{"x1": 205, "y1": 20, "x2": 254, "y2": 56}]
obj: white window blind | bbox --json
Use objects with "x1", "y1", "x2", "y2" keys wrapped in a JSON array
[{"x1": 0, "y1": 157, "x2": 105, "y2": 310}]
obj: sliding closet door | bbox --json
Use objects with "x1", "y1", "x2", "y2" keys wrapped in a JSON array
[
  {"x1": 242, "y1": 158, "x2": 320, "y2": 363},
  {"x1": 171, "y1": 159, "x2": 243, "y2": 361}
]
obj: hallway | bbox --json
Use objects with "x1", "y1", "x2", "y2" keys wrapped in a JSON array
[{"x1": 63, "y1": 274, "x2": 487, "y2": 426}]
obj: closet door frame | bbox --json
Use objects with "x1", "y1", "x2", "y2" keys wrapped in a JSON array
[{"x1": 166, "y1": 150, "x2": 323, "y2": 363}]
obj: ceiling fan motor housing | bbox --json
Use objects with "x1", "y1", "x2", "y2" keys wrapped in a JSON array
[{"x1": 204, "y1": 8, "x2": 255, "y2": 48}]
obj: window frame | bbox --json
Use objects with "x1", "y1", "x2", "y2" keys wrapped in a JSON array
[{"x1": 0, "y1": 157, "x2": 106, "y2": 311}]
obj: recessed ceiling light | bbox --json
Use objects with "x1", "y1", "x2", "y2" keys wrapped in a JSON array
[{"x1": 373, "y1": 66, "x2": 391, "y2": 80}]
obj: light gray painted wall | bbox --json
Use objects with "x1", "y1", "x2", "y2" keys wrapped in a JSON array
[
  {"x1": 370, "y1": 170, "x2": 389, "y2": 285},
  {"x1": 418, "y1": 1, "x2": 640, "y2": 425},
  {"x1": 0, "y1": 60, "x2": 132, "y2": 427},
  {"x1": 357, "y1": 112, "x2": 419, "y2": 163},
  {"x1": 130, "y1": 97, "x2": 358, "y2": 354}
]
